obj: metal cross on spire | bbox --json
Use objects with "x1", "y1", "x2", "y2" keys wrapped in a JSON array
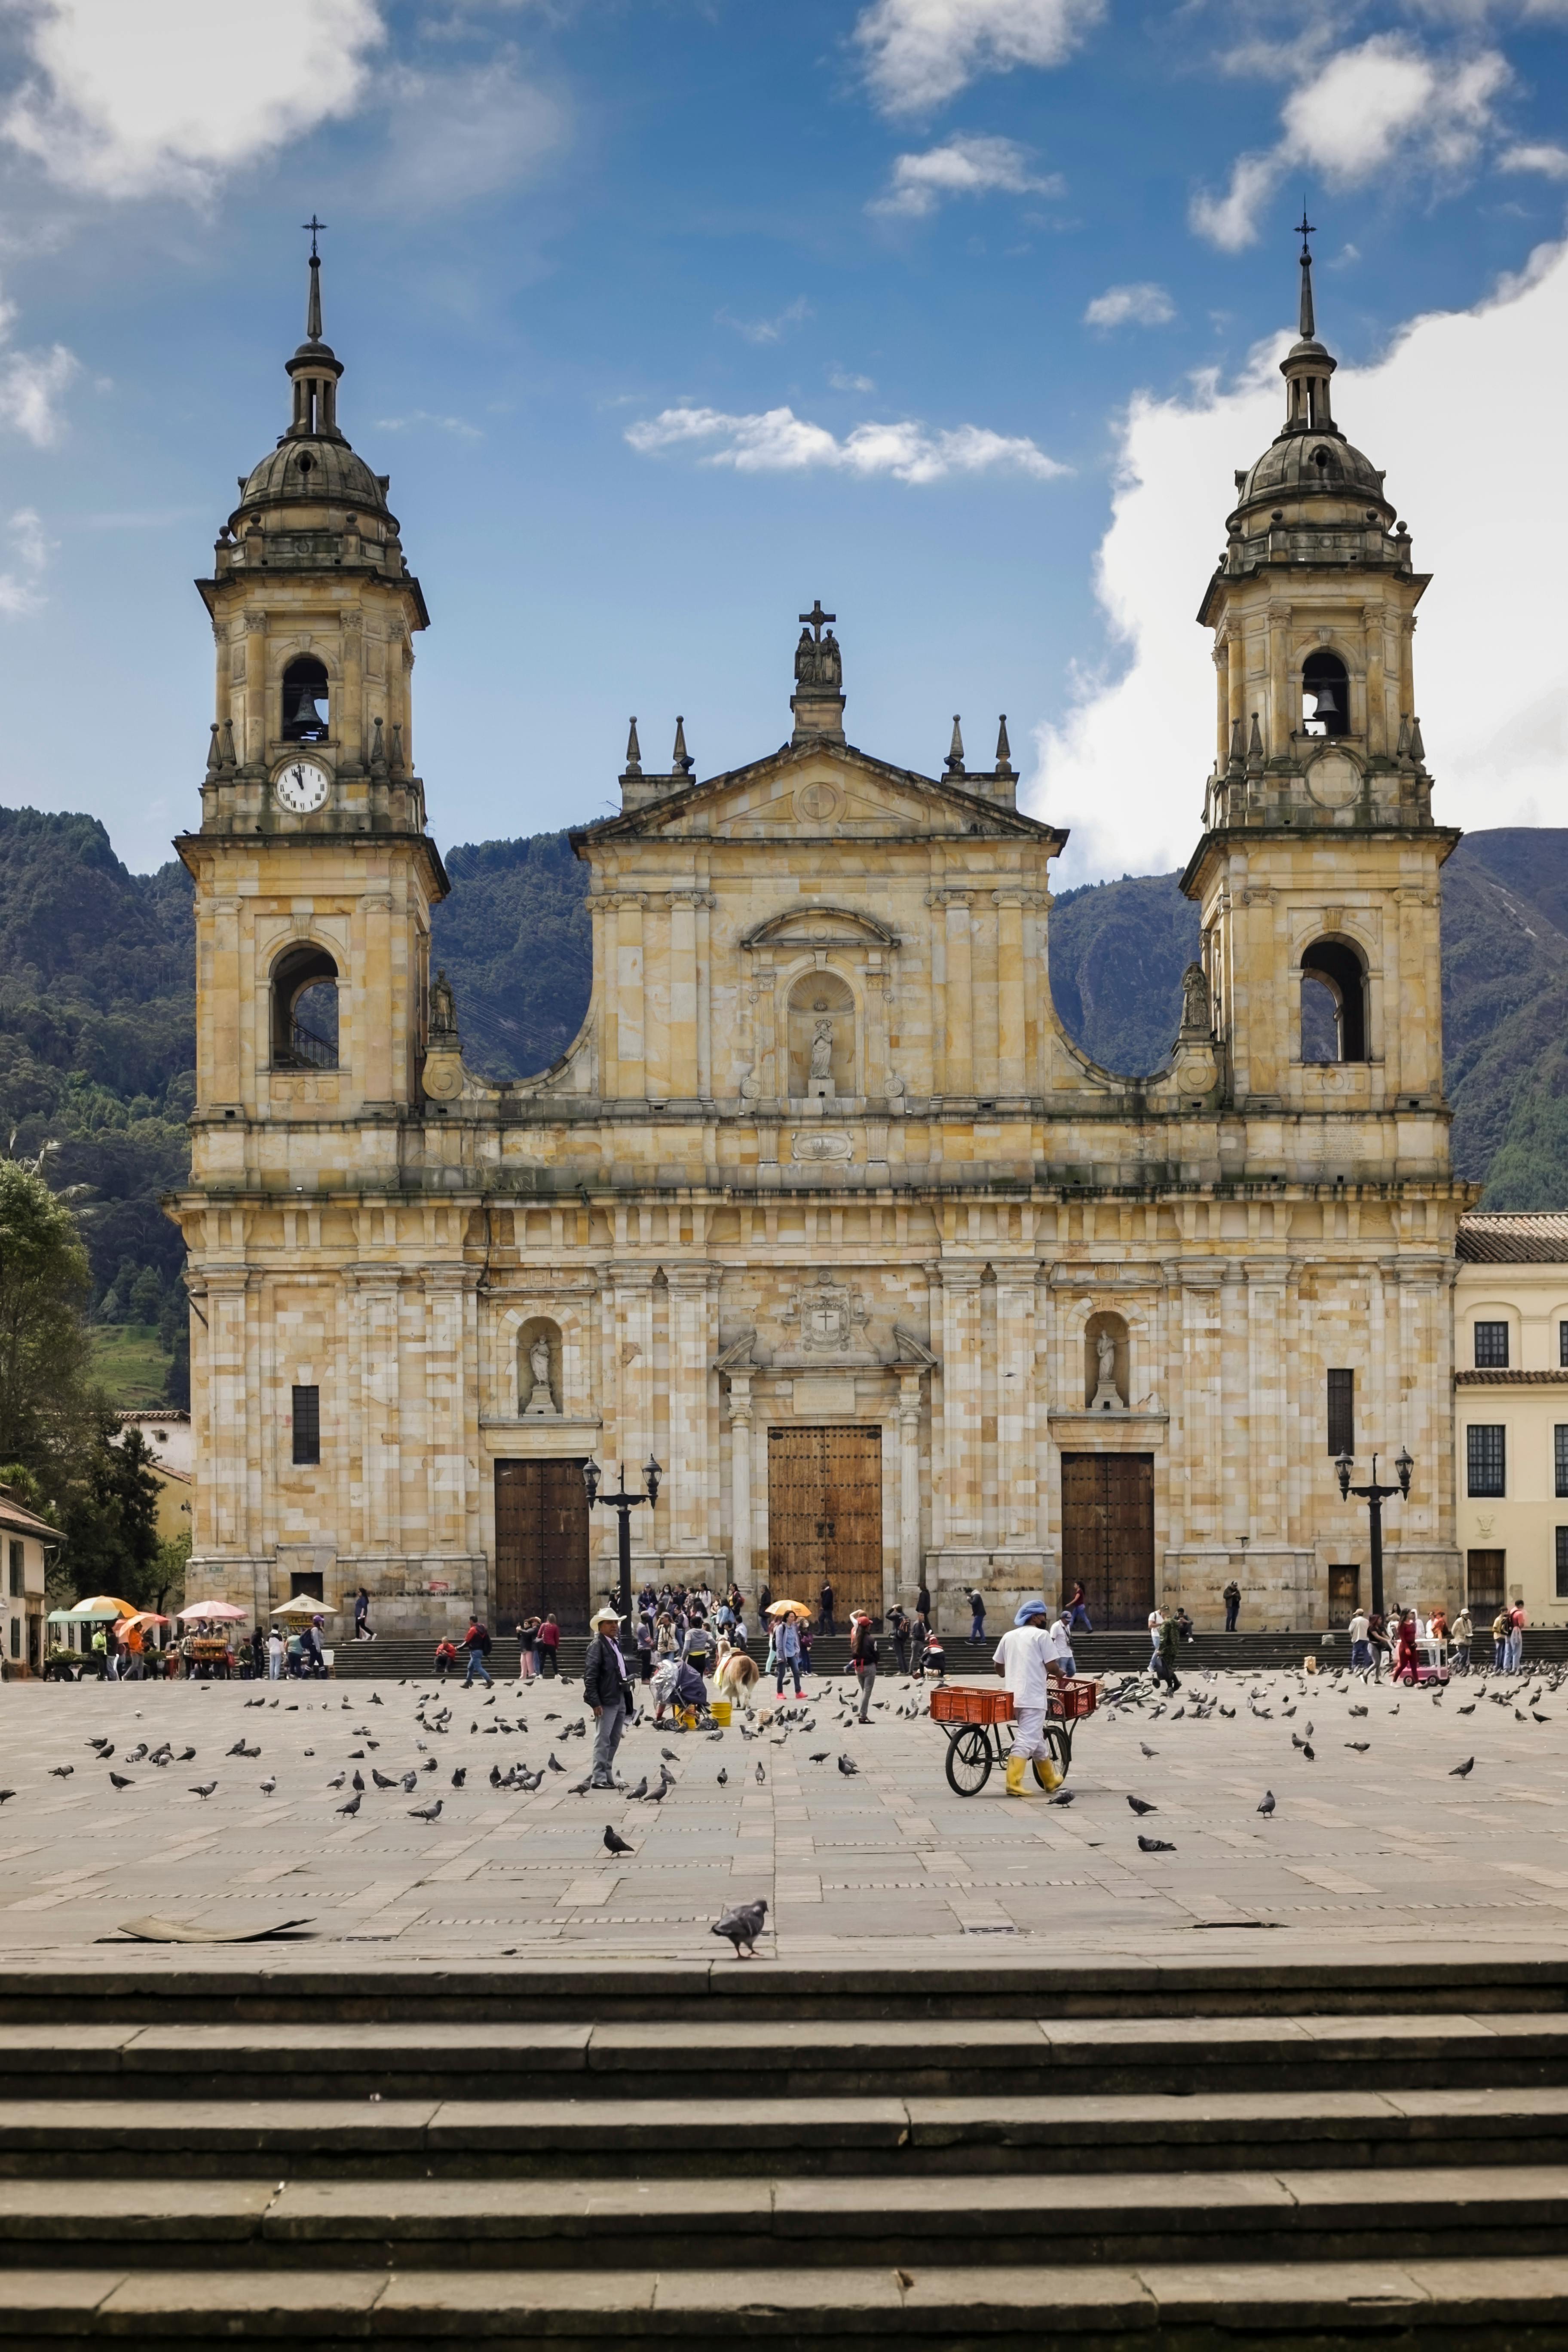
[
  {"x1": 1295, "y1": 205, "x2": 1317, "y2": 342},
  {"x1": 799, "y1": 599, "x2": 835, "y2": 640},
  {"x1": 1295, "y1": 205, "x2": 1315, "y2": 254},
  {"x1": 303, "y1": 214, "x2": 328, "y2": 259}
]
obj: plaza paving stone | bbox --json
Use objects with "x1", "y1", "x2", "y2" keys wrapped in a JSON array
[{"x1": 0, "y1": 1660, "x2": 1563, "y2": 1969}]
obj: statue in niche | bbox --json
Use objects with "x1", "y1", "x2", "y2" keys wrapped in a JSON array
[
  {"x1": 809, "y1": 1019, "x2": 834, "y2": 1081},
  {"x1": 430, "y1": 966, "x2": 457, "y2": 1038},
  {"x1": 1179, "y1": 961, "x2": 1211, "y2": 1037},
  {"x1": 523, "y1": 1333, "x2": 558, "y2": 1417},
  {"x1": 1090, "y1": 1326, "x2": 1125, "y2": 1412}
]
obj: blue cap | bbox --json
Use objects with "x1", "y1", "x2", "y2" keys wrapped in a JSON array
[{"x1": 1014, "y1": 1599, "x2": 1050, "y2": 1626}]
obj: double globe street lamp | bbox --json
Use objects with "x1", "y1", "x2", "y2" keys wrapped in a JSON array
[
  {"x1": 1334, "y1": 1446, "x2": 1413, "y2": 1619},
  {"x1": 582, "y1": 1456, "x2": 662, "y2": 1626}
]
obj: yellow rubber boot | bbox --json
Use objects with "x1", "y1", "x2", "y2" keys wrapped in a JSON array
[
  {"x1": 1004, "y1": 1754, "x2": 1028, "y2": 1797},
  {"x1": 1036, "y1": 1755, "x2": 1064, "y2": 1794}
]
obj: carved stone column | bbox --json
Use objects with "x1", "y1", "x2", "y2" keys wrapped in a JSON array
[
  {"x1": 992, "y1": 1258, "x2": 1038, "y2": 1543},
  {"x1": 937, "y1": 1262, "x2": 984, "y2": 1545},
  {"x1": 665, "y1": 1263, "x2": 718, "y2": 1558},
  {"x1": 729, "y1": 1373, "x2": 753, "y2": 1591},
  {"x1": 898, "y1": 1372, "x2": 922, "y2": 1593}
]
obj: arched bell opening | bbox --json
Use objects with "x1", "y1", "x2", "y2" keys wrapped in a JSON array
[
  {"x1": 1302, "y1": 649, "x2": 1350, "y2": 739},
  {"x1": 272, "y1": 944, "x2": 340, "y2": 1070},
  {"x1": 1300, "y1": 937, "x2": 1366, "y2": 1064},
  {"x1": 281, "y1": 655, "x2": 330, "y2": 745}
]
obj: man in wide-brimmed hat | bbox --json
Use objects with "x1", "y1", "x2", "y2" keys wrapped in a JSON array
[{"x1": 583, "y1": 1605, "x2": 634, "y2": 1788}]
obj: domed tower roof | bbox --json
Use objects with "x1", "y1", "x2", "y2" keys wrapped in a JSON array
[{"x1": 228, "y1": 222, "x2": 396, "y2": 533}]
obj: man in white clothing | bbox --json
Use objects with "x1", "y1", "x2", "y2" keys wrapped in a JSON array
[{"x1": 992, "y1": 1600, "x2": 1069, "y2": 1798}]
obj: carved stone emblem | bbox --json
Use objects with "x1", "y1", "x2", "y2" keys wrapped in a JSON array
[
  {"x1": 791, "y1": 1130, "x2": 852, "y2": 1161},
  {"x1": 783, "y1": 1271, "x2": 869, "y2": 1354}
]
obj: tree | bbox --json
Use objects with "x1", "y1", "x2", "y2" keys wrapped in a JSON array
[
  {"x1": 0, "y1": 1155, "x2": 96, "y2": 1487},
  {"x1": 61, "y1": 1420, "x2": 162, "y2": 1606}
]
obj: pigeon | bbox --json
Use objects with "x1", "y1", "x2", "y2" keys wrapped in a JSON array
[
  {"x1": 108, "y1": 1772, "x2": 134, "y2": 1790},
  {"x1": 409, "y1": 1798, "x2": 443, "y2": 1822},
  {"x1": 372, "y1": 1769, "x2": 398, "y2": 1790},
  {"x1": 837, "y1": 1755, "x2": 858, "y2": 1776},
  {"x1": 369, "y1": 1691, "x2": 383, "y2": 1705},
  {"x1": 124, "y1": 1744, "x2": 147, "y2": 1764},
  {"x1": 258, "y1": 1776, "x2": 276, "y2": 1796},
  {"x1": 224, "y1": 1741, "x2": 251, "y2": 1758},
  {"x1": 717, "y1": 1768, "x2": 729, "y2": 1785},
  {"x1": 1301, "y1": 1743, "x2": 1315, "y2": 1761},
  {"x1": 1127, "y1": 1795, "x2": 1158, "y2": 1816},
  {"x1": 1291, "y1": 1733, "x2": 1308, "y2": 1750},
  {"x1": 48, "y1": 1765, "x2": 73, "y2": 1779},
  {"x1": 660, "y1": 1748, "x2": 678, "y2": 1764},
  {"x1": 86, "y1": 1737, "x2": 110, "y2": 1752},
  {"x1": 401, "y1": 1770, "x2": 419, "y2": 1794},
  {"x1": 1257, "y1": 1791, "x2": 1276, "y2": 1816},
  {"x1": 1047, "y1": 1788, "x2": 1075, "y2": 1806},
  {"x1": 547, "y1": 1754, "x2": 564, "y2": 1773},
  {"x1": 626, "y1": 1776, "x2": 648, "y2": 1802},
  {"x1": 189, "y1": 1781, "x2": 217, "y2": 1800},
  {"x1": 352, "y1": 1770, "x2": 364, "y2": 1792},
  {"x1": 1458, "y1": 1703, "x2": 1476, "y2": 1715},
  {"x1": 570, "y1": 1776, "x2": 593, "y2": 1796},
  {"x1": 489, "y1": 1764, "x2": 502, "y2": 1786},
  {"x1": 642, "y1": 1780, "x2": 669, "y2": 1805},
  {"x1": 809, "y1": 1752, "x2": 828, "y2": 1763},
  {"x1": 603, "y1": 1824, "x2": 634, "y2": 1856},
  {"x1": 711, "y1": 1898, "x2": 768, "y2": 1959},
  {"x1": 336, "y1": 1792, "x2": 362, "y2": 1816},
  {"x1": 755, "y1": 1762, "x2": 766, "y2": 1784},
  {"x1": 1449, "y1": 1757, "x2": 1476, "y2": 1778},
  {"x1": 1137, "y1": 1835, "x2": 1176, "y2": 1853},
  {"x1": 1139, "y1": 1743, "x2": 1157, "y2": 1758},
  {"x1": 326, "y1": 1771, "x2": 346, "y2": 1790},
  {"x1": 1346, "y1": 1740, "x2": 1371, "y2": 1753},
  {"x1": 451, "y1": 1767, "x2": 467, "y2": 1789}
]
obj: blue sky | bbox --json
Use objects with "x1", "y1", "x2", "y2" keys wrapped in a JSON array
[{"x1": 0, "y1": 0, "x2": 1563, "y2": 879}]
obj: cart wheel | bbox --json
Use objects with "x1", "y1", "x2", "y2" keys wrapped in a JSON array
[
  {"x1": 945, "y1": 1725, "x2": 993, "y2": 1795},
  {"x1": 1034, "y1": 1726, "x2": 1073, "y2": 1787}
]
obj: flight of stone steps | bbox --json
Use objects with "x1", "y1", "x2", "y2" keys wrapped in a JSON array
[{"x1": 3, "y1": 1957, "x2": 1568, "y2": 2341}]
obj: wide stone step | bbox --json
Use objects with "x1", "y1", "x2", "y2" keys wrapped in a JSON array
[
  {"x1": 2, "y1": 2163, "x2": 1567, "y2": 2271},
  {"x1": 12, "y1": 2013, "x2": 1568, "y2": 2101},
  {"x1": 6, "y1": 2256, "x2": 1568, "y2": 2343},
  {"x1": 6, "y1": 2086, "x2": 1568, "y2": 2180}
]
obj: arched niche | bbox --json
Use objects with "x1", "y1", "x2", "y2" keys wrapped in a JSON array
[
  {"x1": 1302, "y1": 647, "x2": 1351, "y2": 739},
  {"x1": 787, "y1": 969, "x2": 856, "y2": 1099},
  {"x1": 281, "y1": 653, "x2": 330, "y2": 745},
  {"x1": 1301, "y1": 936, "x2": 1367, "y2": 1063},
  {"x1": 1084, "y1": 1310, "x2": 1129, "y2": 1410},
  {"x1": 271, "y1": 943, "x2": 339, "y2": 1070},
  {"x1": 518, "y1": 1316, "x2": 563, "y2": 1417}
]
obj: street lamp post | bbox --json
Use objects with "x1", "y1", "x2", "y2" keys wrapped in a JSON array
[
  {"x1": 1334, "y1": 1446, "x2": 1412, "y2": 1620},
  {"x1": 582, "y1": 1456, "x2": 662, "y2": 1627}
]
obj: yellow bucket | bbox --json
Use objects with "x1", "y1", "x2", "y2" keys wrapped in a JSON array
[{"x1": 711, "y1": 1699, "x2": 732, "y2": 1726}]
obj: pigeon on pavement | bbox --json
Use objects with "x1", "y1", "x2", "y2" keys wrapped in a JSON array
[
  {"x1": 190, "y1": 1781, "x2": 217, "y2": 1800},
  {"x1": 336, "y1": 1791, "x2": 362, "y2": 1816},
  {"x1": 409, "y1": 1798, "x2": 443, "y2": 1822},
  {"x1": 837, "y1": 1755, "x2": 859, "y2": 1775},
  {"x1": 1257, "y1": 1791, "x2": 1276, "y2": 1816},
  {"x1": 1450, "y1": 1757, "x2": 1476, "y2": 1777},
  {"x1": 711, "y1": 1899, "x2": 768, "y2": 1959},
  {"x1": 604, "y1": 1824, "x2": 634, "y2": 1856},
  {"x1": 1137, "y1": 1835, "x2": 1176, "y2": 1853},
  {"x1": 1127, "y1": 1795, "x2": 1157, "y2": 1816},
  {"x1": 108, "y1": 1772, "x2": 133, "y2": 1790}
]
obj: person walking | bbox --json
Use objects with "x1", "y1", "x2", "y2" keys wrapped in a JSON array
[
  {"x1": 773, "y1": 1608, "x2": 804, "y2": 1700},
  {"x1": 1491, "y1": 1606, "x2": 1510, "y2": 1674},
  {"x1": 992, "y1": 1599, "x2": 1068, "y2": 1797},
  {"x1": 849, "y1": 1610, "x2": 879, "y2": 1722},
  {"x1": 968, "y1": 1589, "x2": 986, "y2": 1645},
  {"x1": 1222, "y1": 1578, "x2": 1241, "y2": 1633},
  {"x1": 635, "y1": 1609, "x2": 654, "y2": 1685},
  {"x1": 1147, "y1": 1608, "x2": 1164, "y2": 1674},
  {"x1": 249, "y1": 1625, "x2": 265, "y2": 1681},
  {"x1": 798, "y1": 1615, "x2": 813, "y2": 1679},
  {"x1": 267, "y1": 1625, "x2": 284, "y2": 1681},
  {"x1": 1451, "y1": 1605, "x2": 1473, "y2": 1675},
  {"x1": 584, "y1": 1605, "x2": 633, "y2": 1789},
  {"x1": 818, "y1": 1579, "x2": 835, "y2": 1638},
  {"x1": 462, "y1": 1616, "x2": 494, "y2": 1689},
  {"x1": 1066, "y1": 1580, "x2": 1093, "y2": 1635},
  {"x1": 1393, "y1": 1610, "x2": 1418, "y2": 1684},
  {"x1": 353, "y1": 1586, "x2": 373, "y2": 1642},
  {"x1": 1347, "y1": 1603, "x2": 1370, "y2": 1678},
  {"x1": 1365, "y1": 1608, "x2": 1389, "y2": 1683},
  {"x1": 888, "y1": 1604, "x2": 910, "y2": 1676},
  {"x1": 537, "y1": 1613, "x2": 560, "y2": 1677},
  {"x1": 1152, "y1": 1609, "x2": 1181, "y2": 1694}
]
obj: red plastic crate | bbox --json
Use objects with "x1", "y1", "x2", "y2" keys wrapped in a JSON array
[
  {"x1": 930, "y1": 1684, "x2": 1015, "y2": 1725},
  {"x1": 1053, "y1": 1678, "x2": 1099, "y2": 1719}
]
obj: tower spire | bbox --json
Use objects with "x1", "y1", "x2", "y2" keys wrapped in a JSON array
[
  {"x1": 285, "y1": 218, "x2": 343, "y2": 442},
  {"x1": 1296, "y1": 205, "x2": 1316, "y2": 342},
  {"x1": 303, "y1": 215, "x2": 327, "y2": 346}
]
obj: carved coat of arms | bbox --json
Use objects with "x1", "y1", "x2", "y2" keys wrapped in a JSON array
[{"x1": 782, "y1": 1271, "x2": 869, "y2": 1355}]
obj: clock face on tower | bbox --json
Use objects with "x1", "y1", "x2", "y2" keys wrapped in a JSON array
[{"x1": 274, "y1": 758, "x2": 331, "y2": 814}]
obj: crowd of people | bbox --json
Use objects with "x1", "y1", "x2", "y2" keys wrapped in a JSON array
[{"x1": 1343, "y1": 1600, "x2": 1527, "y2": 1679}]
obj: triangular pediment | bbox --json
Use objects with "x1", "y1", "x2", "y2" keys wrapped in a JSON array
[{"x1": 576, "y1": 740, "x2": 1063, "y2": 847}]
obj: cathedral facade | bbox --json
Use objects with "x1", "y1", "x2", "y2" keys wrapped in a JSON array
[{"x1": 170, "y1": 237, "x2": 1472, "y2": 1635}]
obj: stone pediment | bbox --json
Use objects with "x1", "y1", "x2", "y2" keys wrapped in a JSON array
[{"x1": 577, "y1": 742, "x2": 1064, "y2": 848}]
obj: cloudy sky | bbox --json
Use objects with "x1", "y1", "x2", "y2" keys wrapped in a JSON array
[{"x1": 0, "y1": 0, "x2": 1563, "y2": 881}]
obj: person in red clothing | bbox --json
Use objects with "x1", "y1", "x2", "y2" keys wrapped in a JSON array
[
  {"x1": 1394, "y1": 1611, "x2": 1419, "y2": 1682},
  {"x1": 537, "y1": 1612, "x2": 560, "y2": 1678}
]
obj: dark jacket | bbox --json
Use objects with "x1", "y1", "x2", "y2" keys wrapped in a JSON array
[{"x1": 583, "y1": 1630, "x2": 631, "y2": 1711}]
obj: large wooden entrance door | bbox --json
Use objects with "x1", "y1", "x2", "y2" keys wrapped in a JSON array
[
  {"x1": 494, "y1": 1460, "x2": 591, "y2": 1633},
  {"x1": 768, "y1": 1425, "x2": 883, "y2": 1620},
  {"x1": 1060, "y1": 1453, "x2": 1155, "y2": 1629}
]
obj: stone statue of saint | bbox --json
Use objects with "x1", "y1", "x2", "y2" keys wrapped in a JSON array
[
  {"x1": 1179, "y1": 961, "x2": 1210, "y2": 1036},
  {"x1": 524, "y1": 1334, "x2": 557, "y2": 1415},
  {"x1": 809, "y1": 1019, "x2": 833, "y2": 1081},
  {"x1": 1090, "y1": 1326, "x2": 1124, "y2": 1411},
  {"x1": 1097, "y1": 1330, "x2": 1115, "y2": 1385},
  {"x1": 430, "y1": 966, "x2": 456, "y2": 1038}
]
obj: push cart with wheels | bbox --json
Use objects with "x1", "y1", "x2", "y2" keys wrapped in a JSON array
[{"x1": 931, "y1": 1678, "x2": 1098, "y2": 1796}]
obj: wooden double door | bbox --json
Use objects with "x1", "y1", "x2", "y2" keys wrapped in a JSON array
[
  {"x1": 494, "y1": 1459, "x2": 591, "y2": 1633},
  {"x1": 1060, "y1": 1452, "x2": 1155, "y2": 1629},
  {"x1": 768, "y1": 1425, "x2": 883, "y2": 1620}
]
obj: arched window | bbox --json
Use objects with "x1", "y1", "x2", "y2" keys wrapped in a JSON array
[
  {"x1": 1302, "y1": 649, "x2": 1350, "y2": 739},
  {"x1": 281, "y1": 655, "x2": 329, "y2": 744},
  {"x1": 272, "y1": 945, "x2": 339, "y2": 1069},
  {"x1": 1301, "y1": 938, "x2": 1366, "y2": 1064}
]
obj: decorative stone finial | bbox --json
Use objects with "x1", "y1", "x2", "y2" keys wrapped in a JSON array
[
  {"x1": 672, "y1": 716, "x2": 693, "y2": 775},
  {"x1": 945, "y1": 716, "x2": 965, "y2": 777},
  {"x1": 370, "y1": 715, "x2": 388, "y2": 777},
  {"x1": 205, "y1": 723, "x2": 222, "y2": 776},
  {"x1": 624, "y1": 718, "x2": 642, "y2": 777},
  {"x1": 1246, "y1": 713, "x2": 1265, "y2": 775},
  {"x1": 994, "y1": 715, "x2": 1013, "y2": 776}
]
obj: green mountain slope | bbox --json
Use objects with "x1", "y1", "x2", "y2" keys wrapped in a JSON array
[{"x1": 0, "y1": 806, "x2": 1559, "y2": 1417}]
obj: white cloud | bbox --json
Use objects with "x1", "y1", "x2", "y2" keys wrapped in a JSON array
[
  {"x1": 1, "y1": 0, "x2": 385, "y2": 199},
  {"x1": 870, "y1": 131, "x2": 1061, "y2": 218},
  {"x1": 0, "y1": 288, "x2": 77, "y2": 446},
  {"x1": 854, "y1": 0, "x2": 1105, "y2": 116},
  {"x1": 371, "y1": 58, "x2": 567, "y2": 211},
  {"x1": 374, "y1": 410, "x2": 483, "y2": 440},
  {"x1": 1026, "y1": 236, "x2": 1568, "y2": 884},
  {"x1": 1084, "y1": 282, "x2": 1176, "y2": 329},
  {"x1": 0, "y1": 506, "x2": 50, "y2": 616},
  {"x1": 1191, "y1": 36, "x2": 1510, "y2": 249},
  {"x1": 830, "y1": 366, "x2": 877, "y2": 392},
  {"x1": 626, "y1": 402, "x2": 1068, "y2": 484},
  {"x1": 717, "y1": 296, "x2": 812, "y2": 346},
  {"x1": 1500, "y1": 141, "x2": 1568, "y2": 177}
]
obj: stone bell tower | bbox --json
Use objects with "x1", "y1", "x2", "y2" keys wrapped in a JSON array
[
  {"x1": 1184, "y1": 218, "x2": 1458, "y2": 1130},
  {"x1": 178, "y1": 224, "x2": 447, "y2": 1146}
]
